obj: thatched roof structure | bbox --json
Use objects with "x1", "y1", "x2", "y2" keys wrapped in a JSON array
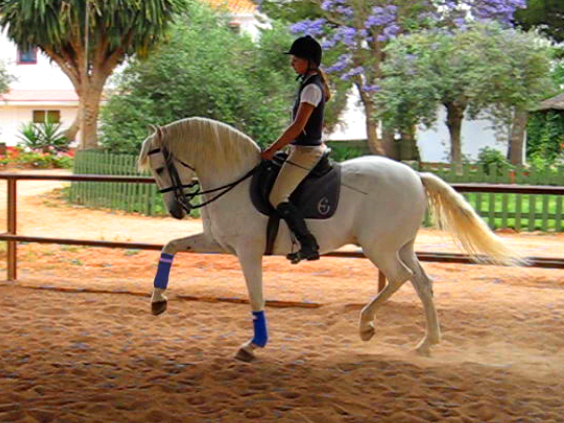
[{"x1": 535, "y1": 92, "x2": 564, "y2": 111}]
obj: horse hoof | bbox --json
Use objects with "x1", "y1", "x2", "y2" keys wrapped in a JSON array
[
  {"x1": 415, "y1": 344, "x2": 431, "y2": 357},
  {"x1": 151, "y1": 301, "x2": 167, "y2": 316},
  {"x1": 359, "y1": 324, "x2": 375, "y2": 342},
  {"x1": 235, "y1": 347, "x2": 255, "y2": 363}
]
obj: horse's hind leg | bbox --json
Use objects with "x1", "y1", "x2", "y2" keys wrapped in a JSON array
[
  {"x1": 358, "y1": 247, "x2": 413, "y2": 342},
  {"x1": 399, "y1": 241, "x2": 441, "y2": 356}
]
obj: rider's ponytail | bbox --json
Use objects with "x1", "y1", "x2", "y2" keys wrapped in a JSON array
[{"x1": 318, "y1": 69, "x2": 331, "y2": 102}]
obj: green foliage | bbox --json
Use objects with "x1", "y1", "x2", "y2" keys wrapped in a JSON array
[
  {"x1": 377, "y1": 22, "x2": 555, "y2": 140},
  {"x1": 553, "y1": 58, "x2": 564, "y2": 86},
  {"x1": 527, "y1": 111, "x2": 564, "y2": 162},
  {"x1": 0, "y1": 0, "x2": 188, "y2": 58},
  {"x1": 255, "y1": 1, "x2": 322, "y2": 23},
  {"x1": 476, "y1": 147, "x2": 513, "y2": 175},
  {"x1": 2, "y1": 145, "x2": 73, "y2": 169},
  {"x1": 15, "y1": 150, "x2": 73, "y2": 169},
  {"x1": 17, "y1": 121, "x2": 71, "y2": 153},
  {"x1": 100, "y1": 3, "x2": 297, "y2": 153},
  {"x1": 514, "y1": 0, "x2": 564, "y2": 43},
  {"x1": 326, "y1": 141, "x2": 370, "y2": 162},
  {"x1": 0, "y1": 59, "x2": 14, "y2": 94}
]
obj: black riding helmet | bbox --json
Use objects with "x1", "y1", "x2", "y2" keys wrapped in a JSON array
[{"x1": 285, "y1": 35, "x2": 322, "y2": 67}]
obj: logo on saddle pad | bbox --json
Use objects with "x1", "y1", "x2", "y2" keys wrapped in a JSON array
[
  {"x1": 250, "y1": 152, "x2": 341, "y2": 220},
  {"x1": 317, "y1": 197, "x2": 331, "y2": 216}
]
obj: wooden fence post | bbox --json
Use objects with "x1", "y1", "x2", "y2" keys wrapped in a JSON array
[{"x1": 7, "y1": 178, "x2": 17, "y2": 280}]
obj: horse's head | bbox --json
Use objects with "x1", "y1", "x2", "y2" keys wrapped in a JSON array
[{"x1": 138, "y1": 125, "x2": 197, "y2": 220}]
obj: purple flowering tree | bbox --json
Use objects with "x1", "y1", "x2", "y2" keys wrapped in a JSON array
[{"x1": 263, "y1": 0, "x2": 528, "y2": 157}]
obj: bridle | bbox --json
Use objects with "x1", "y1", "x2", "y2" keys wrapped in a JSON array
[{"x1": 148, "y1": 145, "x2": 257, "y2": 214}]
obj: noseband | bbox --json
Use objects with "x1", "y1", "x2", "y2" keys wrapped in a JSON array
[
  {"x1": 148, "y1": 146, "x2": 258, "y2": 214},
  {"x1": 149, "y1": 146, "x2": 198, "y2": 213}
]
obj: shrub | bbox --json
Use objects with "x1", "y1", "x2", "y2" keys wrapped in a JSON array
[
  {"x1": 0, "y1": 145, "x2": 73, "y2": 169},
  {"x1": 99, "y1": 2, "x2": 296, "y2": 154},
  {"x1": 477, "y1": 147, "x2": 513, "y2": 175},
  {"x1": 527, "y1": 111, "x2": 564, "y2": 162},
  {"x1": 14, "y1": 150, "x2": 73, "y2": 169},
  {"x1": 17, "y1": 121, "x2": 71, "y2": 153}
]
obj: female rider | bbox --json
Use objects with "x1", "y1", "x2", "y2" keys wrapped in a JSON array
[{"x1": 261, "y1": 35, "x2": 331, "y2": 264}]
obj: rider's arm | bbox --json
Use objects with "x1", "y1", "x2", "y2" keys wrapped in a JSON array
[{"x1": 261, "y1": 102, "x2": 315, "y2": 160}]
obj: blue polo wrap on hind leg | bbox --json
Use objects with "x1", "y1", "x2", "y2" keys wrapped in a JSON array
[
  {"x1": 251, "y1": 311, "x2": 268, "y2": 347},
  {"x1": 154, "y1": 253, "x2": 174, "y2": 289}
]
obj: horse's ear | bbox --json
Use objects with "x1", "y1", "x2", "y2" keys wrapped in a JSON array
[
  {"x1": 148, "y1": 124, "x2": 163, "y2": 146},
  {"x1": 155, "y1": 126, "x2": 164, "y2": 146}
]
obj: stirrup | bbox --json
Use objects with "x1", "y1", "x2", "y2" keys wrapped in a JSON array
[{"x1": 286, "y1": 249, "x2": 320, "y2": 264}]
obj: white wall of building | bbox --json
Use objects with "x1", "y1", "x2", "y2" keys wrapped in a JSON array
[
  {"x1": 0, "y1": 29, "x2": 75, "y2": 90},
  {"x1": 417, "y1": 107, "x2": 506, "y2": 162},
  {"x1": 1, "y1": 29, "x2": 79, "y2": 146},
  {"x1": 328, "y1": 87, "x2": 505, "y2": 162},
  {"x1": 0, "y1": 104, "x2": 77, "y2": 146}
]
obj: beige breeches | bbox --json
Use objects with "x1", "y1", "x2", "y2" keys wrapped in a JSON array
[{"x1": 269, "y1": 144, "x2": 326, "y2": 208}]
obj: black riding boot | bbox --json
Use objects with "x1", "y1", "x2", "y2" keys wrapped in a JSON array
[{"x1": 277, "y1": 202, "x2": 320, "y2": 264}]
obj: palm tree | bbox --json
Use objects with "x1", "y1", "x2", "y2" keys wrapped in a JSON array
[{"x1": 0, "y1": 0, "x2": 187, "y2": 149}]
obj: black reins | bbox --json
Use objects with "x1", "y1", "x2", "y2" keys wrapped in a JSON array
[{"x1": 148, "y1": 146, "x2": 257, "y2": 213}]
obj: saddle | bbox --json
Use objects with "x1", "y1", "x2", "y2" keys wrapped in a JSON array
[{"x1": 250, "y1": 150, "x2": 341, "y2": 255}]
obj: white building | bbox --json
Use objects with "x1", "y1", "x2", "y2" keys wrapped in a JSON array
[{"x1": 0, "y1": 29, "x2": 79, "y2": 146}]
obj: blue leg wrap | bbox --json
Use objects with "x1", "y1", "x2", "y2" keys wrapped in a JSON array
[
  {"x1": 153, "y1": 253, "x2": 174, "y2": 289},
  {"x1": 251, "y1": 311, "x2": 268, "y2": 348}
]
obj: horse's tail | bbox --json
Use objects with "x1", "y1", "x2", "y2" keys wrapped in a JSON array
[{"x1": 419, "y1": 172, "x2": 525, "y2": 266}]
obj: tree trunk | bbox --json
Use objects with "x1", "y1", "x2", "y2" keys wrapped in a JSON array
[
  {"x1": 508, "y1": 107, "x2": 528, "y2": 166},
  {"x1": 380, "y1": 126, "x2": 397, "y2": 159},
  {"x1": 78, "y1": 82, "x2": 104, "y2": 150},
  {"x1": 355, "y1": 82, "x2": 386, "y2": 155},
  {"x1": 42, "y1": 42, "x2": 122, "y2": 150},
  {"x1": 444, "y1": 101, "x2": 467, "y2": 165},
  {"x1": 364, "y1": 102, "x2": 385, "y2": 155},
  {"x1": 64, "y1": 115, "x2": 80, "y2": 142},
  {"x1": 398, "y1": 125, "x2": 420, "y2": 162}
]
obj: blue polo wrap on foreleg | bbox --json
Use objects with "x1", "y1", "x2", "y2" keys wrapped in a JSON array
[
  {"x1": 251, "y1": 311, "x2": 268, "y2": 347},
  {"x1": 153, "y1": 253, "x2": 174, "y2": 289}
]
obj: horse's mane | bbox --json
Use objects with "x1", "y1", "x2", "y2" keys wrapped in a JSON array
[{"x1": 138, "y1": 117, "x2": 260, "y2": 173}]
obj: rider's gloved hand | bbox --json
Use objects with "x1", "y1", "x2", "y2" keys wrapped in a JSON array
[{"x1": 261, "y1": 148, "x2": 276, "y2": 161}]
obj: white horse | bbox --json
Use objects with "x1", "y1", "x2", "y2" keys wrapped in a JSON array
[{"x1": 138, "y1": 117, "x2": 521, "y2": 362}]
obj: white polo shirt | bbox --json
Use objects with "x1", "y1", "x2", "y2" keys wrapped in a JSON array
[{"x1": 300, "y1": 79, "x2": 323, "y2": 107}]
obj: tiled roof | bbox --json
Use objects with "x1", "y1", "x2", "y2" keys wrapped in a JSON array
[
  {"x1": 536, "y1": 92, "x2": 564, "y2": 111},
  {"x1": 206, "y1": 0, "x2": 256, "y2": 14},
  {"x1": 1, "y1": 89, "x2": 79, "y2": 102}
]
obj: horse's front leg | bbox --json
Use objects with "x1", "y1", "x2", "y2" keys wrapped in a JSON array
[
  {"x1": 151, "y1": 233, "x2": 225, "y2": 315},
  {"x1": 233, "y1": 248, "x2": 266, "y2": 363}
]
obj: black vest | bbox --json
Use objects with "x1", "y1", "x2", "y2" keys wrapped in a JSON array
[{"x1": 292, "y1": 74, "x2": 325, "y2": 146}]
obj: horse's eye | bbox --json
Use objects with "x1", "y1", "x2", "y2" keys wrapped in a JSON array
[{"x1": 156, "y1": 167, "x2": 165, "y2": 175}]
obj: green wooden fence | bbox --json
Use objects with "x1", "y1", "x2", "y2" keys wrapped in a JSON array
[
  {"x1": 69, "y1": 151, "x2": 167, "y2": 216},
  {"x1": 69, "y1": 151, "x2": 564, "y2": 232}
]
